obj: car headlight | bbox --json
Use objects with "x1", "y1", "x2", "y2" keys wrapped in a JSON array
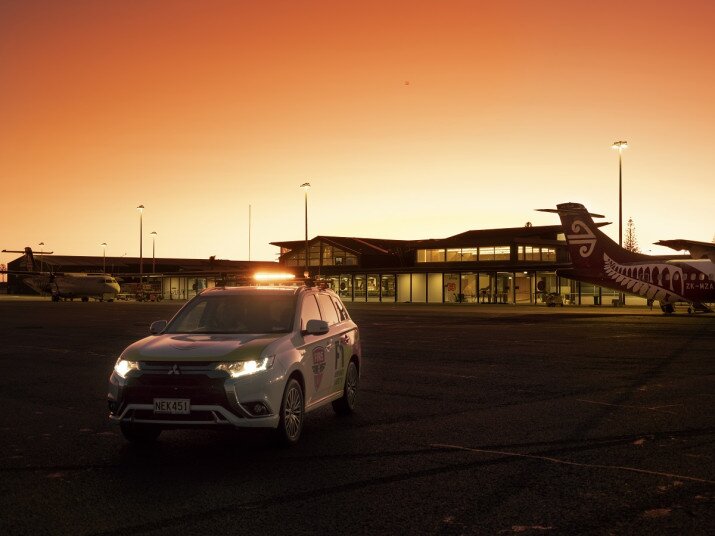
[
  {"x1": 217, "y1": 356, "x2": 275, "y2": 378},
  {"x1": 114, "y1": 359, "x2": 139, "y2": 379}
]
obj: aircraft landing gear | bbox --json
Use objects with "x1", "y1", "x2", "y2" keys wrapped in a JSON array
[
  {"x1": 51, "y1": 294, "x2": 60, "y2": 302},
  {"x1": 660, "y1": 303, "x2": 675, "y2": 314}
]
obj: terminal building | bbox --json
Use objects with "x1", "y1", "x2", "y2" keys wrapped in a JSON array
[
  {"x1": 272, "y1": 223, "x2": 622, "y2": 305},
  {"x1": 7, "y1": 223, "x2": 644, "y2": 305}
]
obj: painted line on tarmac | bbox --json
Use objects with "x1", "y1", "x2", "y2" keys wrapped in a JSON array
[
  {"x1": 576, "y1": 398, "x2": 682, "y2": 415},
  {"x1": 431, "y1": 443, "x2": 715, "y2": 484}
]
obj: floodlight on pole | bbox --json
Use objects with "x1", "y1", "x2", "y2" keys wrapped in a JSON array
[
  {"x1": 611, "y1": 140, "x2": 628, "y2": 307},
  {"x1": 38, "y1": 242, "x2": 45, "y2": 272},
  {"x1": 137, "y1": 205, "x2": 144, "y2": 285},
  {"x1": 611, "y1": 141, "x2": 628, "y2": 246},
  {"x1": 300, "y1": 182, "x2": 311, "y2": 274},
  {"x1": 150, "y1": 231, "x2": 157, "y2": 273},
  {"x1": 101, "y1": 242, "x2": 107, "y2": 273}
]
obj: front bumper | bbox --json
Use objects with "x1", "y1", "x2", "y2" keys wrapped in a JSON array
[{"x1": 108, "y1": 362, "x2": 281, "y2": 429}]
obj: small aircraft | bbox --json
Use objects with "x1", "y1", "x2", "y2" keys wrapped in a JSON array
[
  {"x1": 538, "y1": 203, "x2": 715, "y2": 313},
  {"x1": 1, "y1": 247, "x2": 121, "y2": 302}
]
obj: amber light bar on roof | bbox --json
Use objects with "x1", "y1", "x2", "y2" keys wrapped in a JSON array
[{"x1": 253, "y1": 272, "x2": 296, "y2": 282}]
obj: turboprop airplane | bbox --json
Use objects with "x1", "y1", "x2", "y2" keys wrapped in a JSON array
[
  {"x1": 1, "y1": 247, "x2": 120, "y2": 302},
  {"x1": 537, "y1": 203, "x2": 715, "y2": 314}
]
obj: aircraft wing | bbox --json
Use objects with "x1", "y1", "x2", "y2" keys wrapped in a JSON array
[
  {"x1": 655, "y1": 239, "x2": 715, "y2": 260},
  {"x1": 0, "y1": 270, "x2": 64, "y2": 275},
  {"x1": 537, "y1": 208, "x2": 606, "y2": 218}
]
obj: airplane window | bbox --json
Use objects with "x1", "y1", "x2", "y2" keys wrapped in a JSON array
[
  {"x1": 690, "y1": 273, "x2": 696, "y2": 281},
  {"x1": 699, "y1": 273, "x2": 705, "y2": 281}
]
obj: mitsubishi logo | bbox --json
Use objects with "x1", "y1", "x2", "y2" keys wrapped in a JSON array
[{"x1": 168, "y1": 364, "x2": 181, "y2": 375}]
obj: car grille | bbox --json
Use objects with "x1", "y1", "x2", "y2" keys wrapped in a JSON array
[
  {"x1": 121, "y1": 363, "x2": 232, "y2": 412},
  {"x1": 140, "y1": 361, "x2": 219, "y2": 373}
]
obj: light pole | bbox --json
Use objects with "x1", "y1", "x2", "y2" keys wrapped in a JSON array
[
  {"x1": 137, "y1": 205, "x2": 144, "y2": 287},
  {"x1": 300, "y1": 182, "x2": 311, "y2": 275},
  {"x1": 150, "y1": 231, "x2": 157, "y2": 273},
  {"x1": 611, "y1": 140, "x2": 628, "y2": 306},
  {"x1": 101, "y1": 242, "x2": 107, "y2": 273},
  {"x1": 611, "y1": 141, "x2": 628, "y2": 246}
]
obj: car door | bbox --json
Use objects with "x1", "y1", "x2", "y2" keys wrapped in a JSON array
[
  {"x1": 315, "y1": 293, "x2": 352, "y2": 397},
  {"x1": 298, "y1": 293, "x2": 334, "y2": 405}
]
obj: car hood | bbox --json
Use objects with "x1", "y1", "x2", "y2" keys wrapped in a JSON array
[{"x1": 120, "y1": 333, "x2": 283, "y2": 362}]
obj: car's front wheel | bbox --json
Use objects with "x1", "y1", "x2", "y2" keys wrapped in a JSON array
[
  {"x1": 332, "y1": 360, "x2": 358, "y2": 415},
  {"x1": 120, "y1": 422, "x2": 161, "y2": 444},
  {"x1": 276, "y1": 378, "x2": 304, "y2": 446}
]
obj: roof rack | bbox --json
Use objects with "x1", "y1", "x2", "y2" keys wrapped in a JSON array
[
  {"x1": 306, "y1": 277, "x2": 333, "y2": 290},
  {"x1": 212, "y1": 272, "x2": 333, "y2": 290}
]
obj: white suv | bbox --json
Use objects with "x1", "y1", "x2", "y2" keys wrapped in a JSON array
[{"x1": 108, "y1": 283, "x2": 361, "y2": 445}]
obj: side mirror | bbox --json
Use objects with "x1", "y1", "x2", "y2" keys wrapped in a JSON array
[
  {"x1": 304, "y1": 319, "x2": 329, "y2": 336},
  {"x1": 149, "y1": 320, "x2": 167, "y2": 335}
]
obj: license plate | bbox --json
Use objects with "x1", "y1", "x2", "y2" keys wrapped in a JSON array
[{"x1": 153, "y1": 398, "x2": 190, "y2": 414}]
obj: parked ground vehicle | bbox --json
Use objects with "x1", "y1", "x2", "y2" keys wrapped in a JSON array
[
  {"x1": 118, "y1": 282, "x2": 163, "y2": 301},
  {"x1": 543, "y1": 292, "x2": 564, "y2": 307},
  {"x1": 108, "y1": 280, "x2": 361, "y2": 445}
]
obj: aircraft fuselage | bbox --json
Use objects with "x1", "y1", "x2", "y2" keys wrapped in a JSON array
[
  {"x1": 23, "y1": 273, "x2": 121, "y2": 301},
  {"x1": 543, "y1": 202, "x2": 715, "y2": 312},
  {"x1": 570, "y1": 257, "x2": 715, "y2": 305}
]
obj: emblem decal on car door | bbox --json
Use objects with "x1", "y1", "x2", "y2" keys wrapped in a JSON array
[{"x1": 312, "y1": 347, "x2": 326, "y2": 389}]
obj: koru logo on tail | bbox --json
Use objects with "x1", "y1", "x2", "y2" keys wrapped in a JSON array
[{"x1": 566, "y1": 220, "x2": 597, "y2": 258}]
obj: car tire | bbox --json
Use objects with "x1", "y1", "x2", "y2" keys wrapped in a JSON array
[
  {"x1": 276, "y1": 378, "x2": 304, "y2": 446},
  {"x1": 120, "y1": 422, "x2": 161, "y2": 444},
  {"x1": 332, "y1": 360, "x2": 358, "y2": 415}
]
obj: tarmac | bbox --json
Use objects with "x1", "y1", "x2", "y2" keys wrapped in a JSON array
[{"x1": 0, "y1": 298, "x2": 713, "y2": 535}]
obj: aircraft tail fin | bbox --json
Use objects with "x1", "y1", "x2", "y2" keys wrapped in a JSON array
[
  {"x1": 23, "y1": 247, "x2": 36, "y2": 272},
  {"x1": 537, "y1": 202, "x2": 650, "y2": 274},
  {"x1": 1, "y1": 247, "x2": 40, "y2": 272}
]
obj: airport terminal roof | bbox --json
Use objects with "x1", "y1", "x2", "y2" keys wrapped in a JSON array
[
  {"x1": 9, "y1": 253, "x2": 278, "y2": 275},
  {"x1": 272, "y1": 224, "x2": 571, "y2": 254},
  {"x1": 416, "y1": 224, "x2": 567, "y2": 248},
  {"x1": 271, "y1": 236, "x2": 415, "y2": 255}
]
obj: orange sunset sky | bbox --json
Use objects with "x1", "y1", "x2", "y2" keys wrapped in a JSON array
[{"x1": 1, "y1": 0, "x2": 714, "y2": 269}]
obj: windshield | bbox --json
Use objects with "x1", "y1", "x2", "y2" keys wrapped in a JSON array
[{"x1": 166, "y1": 294, "x2": 296, "y2": 334}]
